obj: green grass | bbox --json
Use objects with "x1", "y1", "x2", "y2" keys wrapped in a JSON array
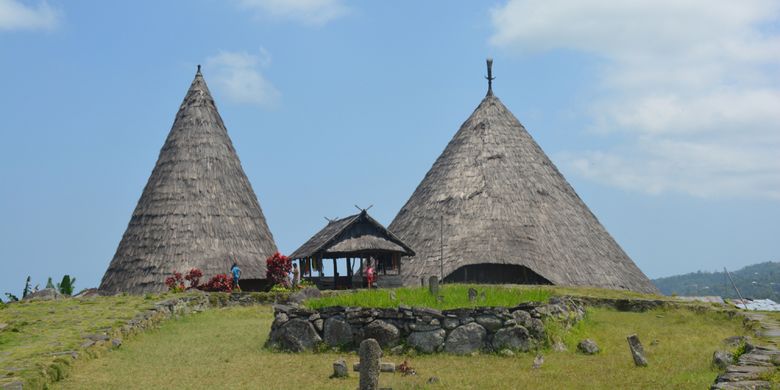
[
  {"x1": 305, "y1": 283, "x2": 672, "y2": 311},
  {"x1": 306, "y1": 285, "x2": 553, "y2": 310},
  {"x1": 0, "y1": 294, "x2": 158, "y2": 387},
  {"x1": 54, "y1": 305, "x2": 749, "y2": 390}
]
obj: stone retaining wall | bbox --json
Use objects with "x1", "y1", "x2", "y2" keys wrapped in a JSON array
[{"x1": 266, "y1": 297, "x2": 585, "y2": 355}]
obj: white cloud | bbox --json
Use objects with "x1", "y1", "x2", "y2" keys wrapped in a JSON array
[
  {"x1": 490, "y1": 0, "x2": 780, "y2": 200},
  {"x1": 0, "y1": 0, "x2": 59, "y2": 31},
  {"x1": 205, "y1": 49, "x2": 280, "y2": 108},
  {"x1": 236, "y1": 0, "x2": 349, "y2": 25}
]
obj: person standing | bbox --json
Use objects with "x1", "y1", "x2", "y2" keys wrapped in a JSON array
[
  {"x1": 291, "y1": 263, "x2": 300, "y2": 289},
  {"x1": 230, "y1": 262, "x2": 241, "y2": 291},
  {"x1": 365, "y1": 262, "x2": 376, "y2": 289}
]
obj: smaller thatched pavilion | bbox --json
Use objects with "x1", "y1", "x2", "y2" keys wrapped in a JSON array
[{"x1": 290, "y1": 210, "x2": 415, "y2": 290}]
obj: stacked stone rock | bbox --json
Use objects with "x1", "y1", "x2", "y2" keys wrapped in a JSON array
[
  {"x1": 712, "y1": 313, "x2": 780, "y2": 389},
  {"x1": 266, "y1": 297, "x2": 585, "y2": 354}
]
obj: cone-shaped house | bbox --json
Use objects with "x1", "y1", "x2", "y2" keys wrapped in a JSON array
[
  {"x1": 389, "y1": 60, "x2": 657, "y2": 294},
  {"x1": 100, "y1": 67, "x2": 277, "y2": 294}
]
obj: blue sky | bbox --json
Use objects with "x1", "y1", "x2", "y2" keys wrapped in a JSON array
[{"x1": 1, "y1": 0, "x2": 779, "y2": 295}]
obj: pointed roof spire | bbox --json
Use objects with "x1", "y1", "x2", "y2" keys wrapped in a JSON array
[
  {"x1": 389, "y1": 65, "x2": 659, "y2": 294},
  {"x1": 100, "y1": 69, "x2": 278, "y2": 294},
  {"x1": 485, "y1": 58, "x2": 495, "y2": 96}
]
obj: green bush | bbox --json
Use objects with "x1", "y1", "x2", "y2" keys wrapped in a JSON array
[
  {"x1": 269, "y1": 284, "x2": 292, "y2": 293},
  {"x1": 57, "y1": 275, "x2": 76, "y2": 296}
]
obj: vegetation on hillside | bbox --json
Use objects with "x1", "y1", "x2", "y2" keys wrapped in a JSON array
[
  {"x1": 0, "y1": 294, "x2": 155, "y2": 387},
  {"x1": 2, "y1": 274, "x2": 80, "y2": 302},
  {"x1": 55, "y1": 305, "x2": 749, "y2": 389},
  {"x1": 57, "y1": 275, "x2": 77, "y2": 296},
  {"x1": 653, "y1": 261, "x2": 780, "y2": 300}
]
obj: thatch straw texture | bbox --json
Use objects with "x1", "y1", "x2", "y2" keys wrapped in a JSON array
[
  {"x1": 290, "y1": 211, "x2": 414, "y2": 260},
  {"x1": 389, "y1": 93, "x2": 658, "y2": 294},
  {"x1": 100, "y1": 69, "x2": 277, "y2": 294}
]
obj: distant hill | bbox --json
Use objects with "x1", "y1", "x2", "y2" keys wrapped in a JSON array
[{"x1": 653, "y1": 261, "x2": 780, "y2": 300}]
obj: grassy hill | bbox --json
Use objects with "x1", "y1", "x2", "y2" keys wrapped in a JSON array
[
  {"x1": 56, "y1": 305, "x2": 745, "y2": 389},
  {"x1": 653, "y1": 261, "x2": 780, "y2": 300},
  {"x1": 1, "y1": 286, "x2": 761, "y2": 389}
]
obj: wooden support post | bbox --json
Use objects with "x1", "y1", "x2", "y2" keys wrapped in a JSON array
[
  {"x1": 333, "y1": 258, "x2": 338, "y2": 289},
  {"x1": 359, "y1": 257, "x2": 365, "y2": 288},
  {"x1": 347, "y1": 257, "x2": 353, "y2": 289}
]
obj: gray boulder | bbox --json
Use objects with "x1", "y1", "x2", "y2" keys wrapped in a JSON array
[
  {"x1": 722, "y1": 335, "x2": 749, "y2": 347},
  {"x1": 577, "y1": 339, "x2": 600, "y2": 355},
  {"x1": 552, "y1": 341, "x2": 567, "y2": 352},
  {"x1": 323, "y1": 317, "x2": 354, "y2": 348},
  {"x1": 476, "y1": 315, "x2": 503, "y2": 332},
  {"x1": 442, "y1": 318, "x2": 459, "y2": 330},
  {"x1": 22, "y1": 288, "x2": 62, "y2": 301},
  {"x1": 408, "y1": 329, "x2": 446, "y2": 353},
  {"x1": 362, "y1": 320, "x2": 400, "y2": 348},
  {"x1": 492, "y1": 325, "x2": 533, "y2": 352},
  {"x1": 331, "y1": 358, "x2": 348, "y2": 378},
  {"x1": 266, "y1": 318, "x2": 322, "y2": 352},
  {"x1": 290, "y1": 287, "x2": 321, "y2": 304},
  {"x1": 511, "y1": 310, "x2": 532, "y2": 326},
  {"x1": 712, "y1": 350, "x2": 733, "y2": 370},
  {"x1": 445, "y1": 322, "x2": 487, "y2": 355},
  {"x1": 272, "y1": 312, "x2": 289, "y2": 328},
  {"x1": 532, "y1": 353, "x2": 544, "y2": 369},
  {"x1": 526, "y1": 318, "x2": 546, "y2": 339},
  {"x1": 313, "y1": 319, "x2": 324, "y2": 333}
]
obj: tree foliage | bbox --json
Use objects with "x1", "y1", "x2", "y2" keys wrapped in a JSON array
[
  {"x1": 22, "y1": 276, "x2": 31, "y2": 298},
  {"x1": 653, "y1": 261, "x2": 780, "y2": 300},
  {"x1": 57, "y1": 275, "x2": 76, "y2": 296}
]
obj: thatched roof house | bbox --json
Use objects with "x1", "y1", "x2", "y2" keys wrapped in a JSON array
[
  {"x1": 290, "y1": 210, "x2": 414, "y2": 261},
  {"x1": 100, "y1": 67, "x2": 277, "y2": 294},
  {"x1": 290, "y1": 210, "x2": 414, "y2": 289},
  {"x1": 389, "y1": 60, "x2": 658, "y2": 294}
]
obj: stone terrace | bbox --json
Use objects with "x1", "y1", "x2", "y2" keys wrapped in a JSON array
[{"x1": 265, "y1": 297, "x2": 585, "y2": 355}]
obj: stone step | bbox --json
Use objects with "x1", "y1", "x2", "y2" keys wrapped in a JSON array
[{"x1": 710, "y1": 380, "x2": 772, "y2": 389}]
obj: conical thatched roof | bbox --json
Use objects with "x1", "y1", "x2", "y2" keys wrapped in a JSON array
[
  {"x1": 389, "y1": 64, "x2": 658, "y2": 293},
  {"x1": 100, "y1": 67, "x2": 277, "y2": 294}
]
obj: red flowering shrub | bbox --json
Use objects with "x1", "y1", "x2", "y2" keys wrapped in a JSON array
[
  {"x1": 198, "y1": 274, "x2": 233, "y2": 292},
  {"x1": 165, "y1": 271, "x2": 185, "y2": 292},
  {"x1": 184, "y1": 268, "x2": 203, "y2": 288},
  {"x1": 266, "y1": 252, "x2": 291, "y2": 288}
]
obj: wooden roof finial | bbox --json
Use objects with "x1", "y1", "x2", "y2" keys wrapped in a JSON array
[{"x1": 486, "y1": 58, "x2": 495, "y2": 96}]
